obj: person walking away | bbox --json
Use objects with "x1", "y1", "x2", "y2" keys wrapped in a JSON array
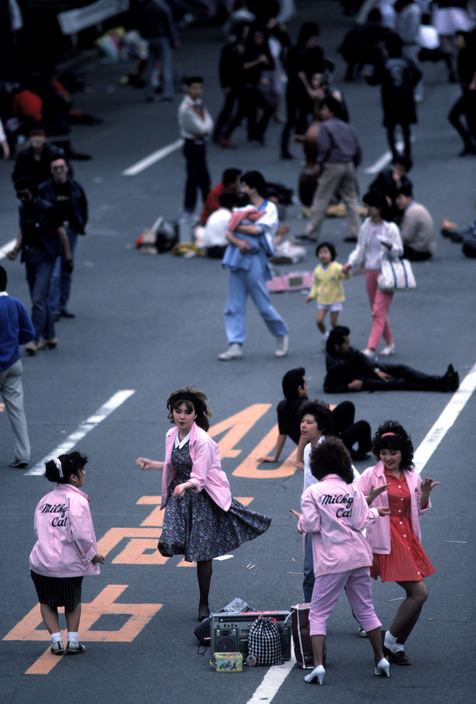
[
  {"x1": 138, "y1": 0, "x2": 180, "y2": 103},
  {"x1": 0, "y1": 265, "x2": 35, "y2": 468}
]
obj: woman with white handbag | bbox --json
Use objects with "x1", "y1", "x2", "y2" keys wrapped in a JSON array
[{"x1": 342, "y1": 190, "x2": 403, "y2": 358}]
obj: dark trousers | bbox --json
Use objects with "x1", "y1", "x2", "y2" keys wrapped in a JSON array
[
  {"x1": 213, "y1": 89, "x2": 239, "y2": 141},
  {"x1": 363, "y1": 362, "x2": 443, "y2": 391},
  {"x1": 448, "y1": 91, "x2": 476, "y2": 150},
  {"x1": 332, "y1": 400, "x2": 372, "y2": 454},
  {"x1": 183, "y1": 140, "x2": 210, "y2": 213},
  {"x1": 403, "y1": 245, "x2": 432, "y2": 261}
]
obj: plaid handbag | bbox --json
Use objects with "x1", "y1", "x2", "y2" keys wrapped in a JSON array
[{"x1": 247, "y1": 616, "x2": 283, "y2": 666}]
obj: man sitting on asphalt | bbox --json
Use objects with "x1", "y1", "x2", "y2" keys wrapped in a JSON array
[{"x1": 395, "y1": 183, "x2": 436, "y2": 261}]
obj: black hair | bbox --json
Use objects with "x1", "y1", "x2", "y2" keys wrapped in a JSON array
[
  {"x1": 367, "y1": 8, "x2": 382, "y2": 22},
  {"x1": 326, "y1": 325, "x2": 350, "y2": 354},
  {"x1": 14, "y1": 176, "x2": 38, "y2": 197},
  {"x1": 241, "y1": 170, "x2": 267, "y2": 196},
  {"x1": 316, "y1": 241, "x2": 336, "y2": 260},
  {"x1": 44, "y1": 451, "x2": 88, "y2": 484},
  {"x1": 363, "y1": 188, "x2": 392, "y2": 220},
  {"x1": 395, "y1": 183, "x2": 413, "y2": 198},
  {"x1": 385, "y1": 33, "x2": 403, "y2": 58},
  {"x1": 222, "y1": 168, "x2": 242, "y2": 188},
  {"x1": 0, "y1": 265, "x2": 7, "y2": 291},
  {"x1": 310, "y1": 437, "x2": 354, "y2": 483},
  {"x1": 166, "y1": 386, "x2": 212, "y2": 431},
  {"x1": 184, "y1": 75, "x2": 204, "y2": 86},
  {"x1": 281, "y1": 367, "x2": 306, "y2": 400},
  {"x1": 218, "y1": 192, "x2": 239, "y2": 210},
  {"x1": 372, "y1": 420, "x2": 414, "y2": 469},
  {"x1": 298, "y1": 21, "x2": 320, "y2": 46},
  {"x1": 299, "y1": 399, "x2": 334, "y2": 436},
  {"x1": 393, "y1": 154, "x2": 413, "y2": 172},
  {"x1": 320, "y1": 95, "x2": 341, "y2": 116}
]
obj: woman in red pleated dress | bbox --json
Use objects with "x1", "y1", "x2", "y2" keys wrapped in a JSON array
[{"x1": 357, "y1": 420, "x2": 438, "y2": 666}]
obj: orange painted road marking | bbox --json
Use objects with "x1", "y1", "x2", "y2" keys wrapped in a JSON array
[
  {"x1": 3, "y1": 585, "x2": 162, "y2": 675},
  {"x1": 209, "y1": 403, "x2": 272, "y2": 459}
]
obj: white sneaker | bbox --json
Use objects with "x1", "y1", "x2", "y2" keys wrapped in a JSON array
[
  {"x1": 275, "y1": 335, "x2": 289, "y2": 357},
  {"x1": 218, "y1": 343, "x2": 243, "y2": 361},
  {"x1": 380, "y1": 343, "x2": 395, "y2": 356}
]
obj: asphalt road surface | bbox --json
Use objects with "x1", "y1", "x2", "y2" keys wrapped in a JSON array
[{"x1": 0, "y1": 2, "x2": 475, "y2": 703}]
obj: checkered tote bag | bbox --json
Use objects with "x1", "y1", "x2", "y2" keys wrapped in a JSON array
[{"x1": 248, "y1": 616, "x2": 283, "y2": 666}]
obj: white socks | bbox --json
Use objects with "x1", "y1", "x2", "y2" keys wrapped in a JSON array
[
  {"x1": 67, "y1": 631, "x2": 79, "y2": 643},
  {"x1": 51, "y1": 632, "x2": 62, "y2": 644},
  {"x1": 384, "y1": 630, "x2": 404, "y2": 653}
]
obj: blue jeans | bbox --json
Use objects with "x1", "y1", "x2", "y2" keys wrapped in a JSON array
[
  {"x1": 24, "y1": 250, "x2": 55, "y2": 342},
  {"x1": 224, "y1": 257, "x2": 289, "y2": 344},
  {"x1": 145, "y1": 37, "x2": 174, "y2": 100},
  {"x1": 49, "y1": 227, "x2": 78, "y2": 316},
  {"x1": 303, "y1": 533, "x2": 315, "y2": 602}
]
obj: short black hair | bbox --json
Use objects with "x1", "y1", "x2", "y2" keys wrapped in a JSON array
[
  {"x1": 310, "y1": 437, "x2": 353, "y2": 483},
  {"x1": 321, "y1": 95, "x2": 341, "y2": 116},
  {"x1": 316, "y1": 241, "x2": 336, "y2": 260},
  {"x1": 395, "y1": 183, "x2": 413, "y2": 198},
  {"x1": 326, "y1": 325, "x2": 350, "y2": 353},
  {"x1": 218, "y1": 192, "x2": 239, "y2": 210},
  {"x1": 281, "y1": 367, "x2": 306, "y2": 400},
  {"x1": 393, "y1": 154, "x2": 413, "y2": 172},
  {"x1": 185, "y1": 75, "x2": 204, "y2": 86},
  {"x1": 222, "y1": 168, "x2": 242, "y2": 187}
]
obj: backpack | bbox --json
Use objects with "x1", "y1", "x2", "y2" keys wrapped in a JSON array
[{"x1": 247, "y1": 616, "x2": 283, "y2": 666}]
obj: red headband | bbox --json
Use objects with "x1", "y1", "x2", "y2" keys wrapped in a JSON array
[{"x1": 381, "y1": 432, "x2": 397, "y2": 437}]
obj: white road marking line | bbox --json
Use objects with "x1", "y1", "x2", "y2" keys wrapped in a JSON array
[
  {"x1": 247, "y1": 656, "x2": 296, "y2": 704},
  {"x1": 0, "y1": 240, "x2": 18, "y2": 260},
  {"x1": 364, "y1": 140, "x2": 404, "y2": 174},
  {"x1": 122, "y1": 139, "x2": 183, "y2": 176},
  {"x1": 25, "y1": 390, "x2": 135, "y2": 476},
  {"x1": 247, "y1": 363, "x2": 476, "y2": 702},
  {"x1": 413, "y1": 362, "x2": 476, "y2": 473}
]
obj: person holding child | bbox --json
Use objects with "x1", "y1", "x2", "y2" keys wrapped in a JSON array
[
  {"x1": 29, "y1": 452, "x2": 104, "y2": 655},
  {"x1": 357, "y1": 420, "x2": 437, "y2": 666},
  {"x1": 136, "y1": 386, "x2": 271, "y2": 622},
  {"x1": 306, "y1": 241, "x2": 350, "y2": 348},
  {"x1": 295, "y1": 437, "x2": 391, "y2": 685}
]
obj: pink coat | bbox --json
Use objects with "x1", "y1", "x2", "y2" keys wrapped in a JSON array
[
  {"x1": 356, "y1": 461, "x2": 431, "y2": 554},
  {"x1": 298, "y1": 474, "x2": 380, "y2": 577},
  {"x1": 161, "y1": 422, "x2": 232, "y2": 511},
  {"x1": 29, "y1": 484, "x2": 100, "y2": 578}
]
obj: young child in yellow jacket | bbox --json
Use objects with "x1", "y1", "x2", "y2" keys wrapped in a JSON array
[{"x1": 306, "y1": 242, "x2": 350, "y2": 347}]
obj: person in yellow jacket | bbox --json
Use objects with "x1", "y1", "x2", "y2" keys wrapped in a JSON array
[{"x1": 306, "y1": 241, "x2": 350, "y2": 347}]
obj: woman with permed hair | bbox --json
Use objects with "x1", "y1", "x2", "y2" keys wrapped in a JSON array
[
  {"x1": 29, "y1": 452, "x2": 104, "y2": 655},
  {"x1": 136, "y1": 386, "x2": 271, "y2": 621},
  {"x1": 296, "y1": 437, "x2": 391, "y2": 685},
  {"x1": 357, "y1": 420, "x2": 438, "y2": 666}
]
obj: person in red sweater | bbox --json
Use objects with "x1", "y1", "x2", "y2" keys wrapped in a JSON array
[{"x1": 199, "y1": 168, "x2": 241, "y2": 225}]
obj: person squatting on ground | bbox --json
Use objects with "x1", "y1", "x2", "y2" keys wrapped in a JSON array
[
  {"x1": 218, "y1": 170, "x2": 289, "y2": 360},
  {"x1": 357, "y1": 421, "x2": 438, "y2": 666},
  {"x1": 38, "y1": 155, "x2": 88, "y2": 320},
  {"x1": 0, "y1": 265, "x2": 35, "y2": 469},
  {"x1": 136, "y1": 387, "x2": 271, "y2": 622},
  {"x1": 305, "y1": 241, "x2": 350, "y2": 348},
  {"x1": 342, "y1": 189, "x2": 403, "y2": 358},
  {"x1": 7, "y1": 177, "x2": 73, "y2": 354},
  {"x1": 395, "y1": 183, "x2": 436, "y2": 260},
  {"x1": 29, "y1": 452, "x2": 105, "y2": 655},
  {"x1": 295, "y1": 437, "x2": 391, "y2": 685}
]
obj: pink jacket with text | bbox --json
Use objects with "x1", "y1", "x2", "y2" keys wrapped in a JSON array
[
  {"x1": 357, "y1": 461, "x2": 431, "y2": 554},
  {"x1": 29, "y1": 484, "x2": 100, "y2": 578},
  {"x1": 298, "y1": 473, "x2": 380, "y2": 577},
  {"x1": 161, "y1": 422, "x2": 232, "y2": 511}
]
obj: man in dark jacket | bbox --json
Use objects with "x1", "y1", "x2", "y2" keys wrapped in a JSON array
[
  {"x1": 324, "y1": 326, "x2": 459, "y2": 393},
  {"x1": 7, "y1": 177, "x2": 72, "y2": 353},
  {"x1": 39, "y1": 155, "x2": 88, "y2": 319}
]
